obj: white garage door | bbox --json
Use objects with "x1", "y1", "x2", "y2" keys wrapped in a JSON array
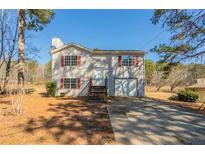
[{"x1": 115, "y1": 78, "x2": 138, "y2": 96}]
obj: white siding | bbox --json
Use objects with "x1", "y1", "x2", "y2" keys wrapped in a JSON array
[
  {"x1": 52, "y1": 46, "x2": 93, "y2": 96},
  {"x1": 52, "y1": 46, "x2": 144, "y2": 97}
]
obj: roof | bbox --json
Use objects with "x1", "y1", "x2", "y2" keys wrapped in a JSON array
[
  {"x1": 50, "y1": 42, "x2": 145, "y2": 56},
  {"x1": 93, "y1": 50, "x2": 145, "y2": 55}
]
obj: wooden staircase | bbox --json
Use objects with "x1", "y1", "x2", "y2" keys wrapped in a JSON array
[{"x1": 88, "y1": 77, "x2": 108, "y2": 102}]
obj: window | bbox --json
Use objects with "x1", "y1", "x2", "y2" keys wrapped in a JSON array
[
  {"x1": 122, "y1": 55, "x2": 134, "y2": 66},
  {"x1": 71, "y1": 56, "x2": 77, "y2": 66},
  {"x1": 128, "y1": 56, "x2": 134, "y2": 66},
  {"x1": 71, "y1": 78, "x2": 77, "y2": 89},
  {"x1": 64, "y1": 56, "x2": 77, "y2": 66},
  {"x1": 64, "y1": 78, "x2": 70, "y2": 89},
  {"x1": 122, "y1": 56, "x2": 129, "y2": 66},
  {"x1": 64, "y1": 56, "x2": 70, "y2": 66},
  {"x1": 63, "y1": 78, "x2": 78, "y2": 89}
]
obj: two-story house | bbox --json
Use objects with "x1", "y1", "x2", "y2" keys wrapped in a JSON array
[{"x1": 51, "y1": 37, "x2": 145, "y2": 97}]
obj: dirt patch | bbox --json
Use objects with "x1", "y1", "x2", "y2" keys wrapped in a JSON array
[
  {"x1": 146, "y1": 87, "x2": 205, "y2": 114},
  {"x1": 0, "y1": 85, "x2": 115, "y2": 144}
]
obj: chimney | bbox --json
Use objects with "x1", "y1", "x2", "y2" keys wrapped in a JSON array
[{"x1": 51, "y1": 37, "x2": 64, "y2": 50}]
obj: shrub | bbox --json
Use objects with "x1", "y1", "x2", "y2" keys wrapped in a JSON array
[
  {"x1": 45, "y1": 82, "x2": 56, "y2": 97},
  {"x1": 177, "y1": 89, "x2": 199, "y2": 102},
  {"x1": 60, "y1": 92, "x2": 65, "y2": 97}
]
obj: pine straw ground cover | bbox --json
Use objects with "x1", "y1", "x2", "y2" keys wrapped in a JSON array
[{"x1": 0, "y1": 85, "x2": 115, "y2": 144}]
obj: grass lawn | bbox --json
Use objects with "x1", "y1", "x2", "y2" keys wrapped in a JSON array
[{"x1": 0, "y1": 85, "x2": 115, "y2": 144}]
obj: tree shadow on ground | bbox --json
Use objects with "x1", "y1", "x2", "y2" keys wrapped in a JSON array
[
  {"x1": 22, "y1": 98, "x2": 115, "y2": 144},
  {"x1": 168, "y1": 95, "x2": 179, "y2": 101},
  {"x1": 147, "y1": 96, "x2": 203, "y2": 112},
  {"x1": 108, "y1": 97, "x2": 205, "y2": 144},
  {"x1": 0, "y1": 100, "x2": 11, "y2": 105}
]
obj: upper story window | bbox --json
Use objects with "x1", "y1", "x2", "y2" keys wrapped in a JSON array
[
  {"x1": 61, "y1": 55, "x2": 81, "y2": 67},
  {"x1": 122, "y1": 56, "x2": 134, "y2": 66},
  {"x1": 64, "y1": 56, "x2": 77, "y2": 66},
  {"x1": 118, "y1": 55, "x2": 139, "y2": 67}
]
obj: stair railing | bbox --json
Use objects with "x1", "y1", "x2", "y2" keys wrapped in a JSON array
[
  {"x1": 105, "y1": 76, "x2": 108, "y2": 101},
  {"x1": 88, "y1": 77, "x2": 92, "y2": 96}
]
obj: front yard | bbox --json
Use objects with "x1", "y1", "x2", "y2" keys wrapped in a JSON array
[
  {"x1": 0, "y1": 85, "x2": 115, "y2": 144},
  {"x1": 146, "y1": 86, "x2": 205, "y2": 112},
  {"x1": 1, "y1": 85, "x2": 205, "y2": 145}
]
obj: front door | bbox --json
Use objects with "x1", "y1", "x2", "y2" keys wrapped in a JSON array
[{"x1": 93, "y1": 69, "x2": 105, "y2": 86}]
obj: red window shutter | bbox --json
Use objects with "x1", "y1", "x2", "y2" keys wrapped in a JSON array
[
  {"x1": 77, "y1": 56, "x2": 81, "y2": 66},
  {"x1": 61, "y1": 55, "x2": 64, "y2": 67},
  {"x1": 134, "y1": 56, "x2": 139, "y2": 66},
  {"x1": 77, "y1": 78, "x2": 81, "y2": 89},
  {"x1": 60, "y1": 78, "x2": 64, "y2": 89},
  {"x1": 118, "y1": 56, "x2": 122, "y2": 66}
]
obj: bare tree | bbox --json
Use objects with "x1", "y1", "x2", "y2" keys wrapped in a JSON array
[
  {"x1": 167, "y1": 66, "x2": 187, "y2": 92},
  {"x1": 0, "y1": 10, "x2": 42, "y2": 92},
  {"x1": 151, "y1": 62, "x2": 168, "y2": 91},
  {"x1": 44, "y1": 60, "x2": 51, "y2": 82},
  {"x1": 151, "y1": 70, "x2": 167, "y2": 91},
  {"x1": 0, "y1": 10, "x2": 18, "y2": 92}
]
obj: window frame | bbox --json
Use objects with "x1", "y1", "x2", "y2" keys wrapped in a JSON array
[
  {"x1": 121, "y1": 55, "x2": 134, "y2": 66},
  {"x1": 63, "y1": 78, "x2": 78, "y2": 89},
  {"x1": 64, "y1": 56, "x2": 70, "y2": 66},
  {"x1": 64, "y1": 55, "x2": 78, "y2": 66},
  {"x1": 64, "y1": 78, "x2": 70, "y2": 89},
  {"x1": 71, "y1": 78, "x2": 77, "y2": 89}
]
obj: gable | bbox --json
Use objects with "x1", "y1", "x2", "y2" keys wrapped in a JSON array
[{"x1": 51, "y1": 42, "x2": 92, "y2": 55}]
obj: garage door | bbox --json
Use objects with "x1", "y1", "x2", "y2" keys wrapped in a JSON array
[{"x1": 114, "y1": 78, "x2": 138, "y2": 96}]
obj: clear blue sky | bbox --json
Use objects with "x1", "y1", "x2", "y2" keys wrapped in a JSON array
[{"x1": 29, "y1": 9, "x2": 171, "y2": 64}]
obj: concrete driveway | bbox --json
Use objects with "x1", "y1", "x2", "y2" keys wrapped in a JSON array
[{"x1": 107, "y1": 97, "x2": 205, "y2": 144}]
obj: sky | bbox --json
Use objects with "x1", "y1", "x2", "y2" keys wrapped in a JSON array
[{"x1": 29, "y1": 9, "x2": 171, "y2": 64}]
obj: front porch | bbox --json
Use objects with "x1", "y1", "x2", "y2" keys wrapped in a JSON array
[{"x1": 88, "y1": 77, "x2": 108, "y2": 101}]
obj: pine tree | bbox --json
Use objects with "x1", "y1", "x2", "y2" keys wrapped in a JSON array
[{"x1": 18, "y1": 9, "x2": 55, "y2": 85}]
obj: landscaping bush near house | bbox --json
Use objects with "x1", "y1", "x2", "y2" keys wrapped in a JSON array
[
  {"x1": 45, "y1": 82, "x2": 56, "y2": 97},
  {"x1": 60, "y1": 92, "x2": 65, "y2": 97},
  {"x1": 177, "y1": 89, "x2": 199, "y2": 102}
]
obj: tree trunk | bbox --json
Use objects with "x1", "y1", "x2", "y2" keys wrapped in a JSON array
[
  {"x1": 18, "y1": 9, "x2": 25, "y2": 86},
  {"x1": 2, "y1": 59, "x2": 12, "y2": 91},
  {"x1": 170, "y1": 85, "x2": 174, "y2": 92},
  {"x1": 2, "y1": 63, "x2": 10, "y2": 90},
  {"x1": 0, "y1": 10, "x2": 4, "y2": 93},
  {"x1": 157, "y1": 86, "x2": 161, "y2": 92}
]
